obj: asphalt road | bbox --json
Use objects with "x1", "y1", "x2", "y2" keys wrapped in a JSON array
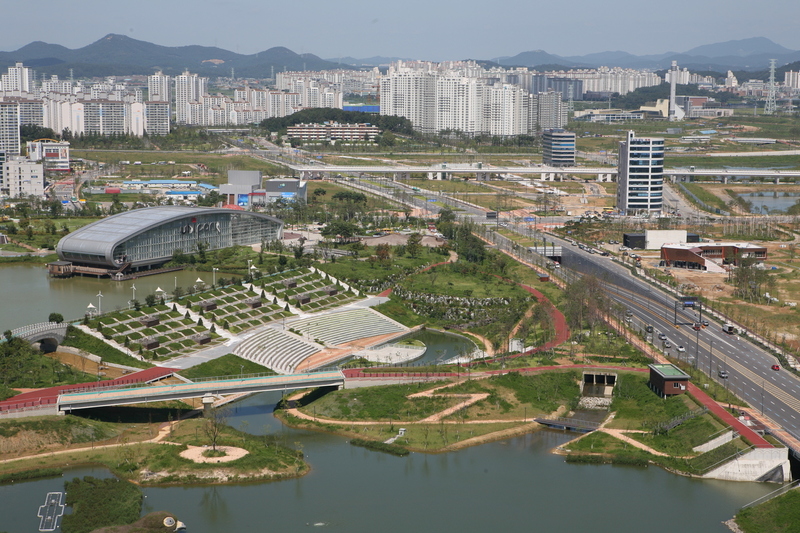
[{"x1": 555, "y1": 236, "x2": 800, "y2": 440}]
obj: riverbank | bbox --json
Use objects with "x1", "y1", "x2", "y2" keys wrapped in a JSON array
[{"x1": 0, "y1": 414, "x2": 309, "y2": 486}]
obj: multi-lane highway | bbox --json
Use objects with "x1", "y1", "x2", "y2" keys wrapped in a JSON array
[{"x1": 550, "y1": 234, "x2": 800, "y2": 442}]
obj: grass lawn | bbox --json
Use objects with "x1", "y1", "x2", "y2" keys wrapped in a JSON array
[
  {"x1": 735, "y1": 488, "x2": 800, "y2": 533},
  {"x1": 178, "y1": 354, "x2": 274, "y2": 380}
]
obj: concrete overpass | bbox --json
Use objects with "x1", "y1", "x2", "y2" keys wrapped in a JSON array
[
  {"x1": 293, "y1": 163, "x2": 800, "y2": 183},
  {"x1": 293, "y1": 163, "x2": 616, "y2": 182},
  {"x1": 57, "y1": 370, "x2": 345, "y2": 411}
]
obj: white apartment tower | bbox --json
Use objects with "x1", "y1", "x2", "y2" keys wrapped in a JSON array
[
  {"x1": 174, "y1": 71, "x2": 208, "y2": 124},
  {"x1": 380, "y1": 69, "x2": 437, "y2": 134},
  {"x1": 483, "y1": 83, "x2": 527, "y2": 136},
  {"x1": 148, "y1": 71, "x2": 171, "y2": 102},
  {"x1": 435, "y1": 77, "x2": 483, "y2": 135},
  {"x1": 1, "y1": 63, "x2": 34, "y2": 93},
  {"x1": 616, "y1": 130, "x2": 664, "y2": 215}
]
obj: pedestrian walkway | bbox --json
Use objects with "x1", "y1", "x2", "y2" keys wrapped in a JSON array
[{"x1": 688, "y1": 383, "x2": 772, "y2": 448}]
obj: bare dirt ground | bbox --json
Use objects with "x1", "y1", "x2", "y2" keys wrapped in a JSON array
[
  {"x1": 178, "y1": 445, "x2": 249, "y2": 463},
  {"x1": 48, "y1": 350, "x2": 129, "y2": 378}
]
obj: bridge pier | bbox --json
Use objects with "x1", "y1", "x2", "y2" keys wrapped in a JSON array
[{"x1": 597, "y1": 173, "x2": 613, "y2": 182}]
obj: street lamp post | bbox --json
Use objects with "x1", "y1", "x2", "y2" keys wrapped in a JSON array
[
  {"x1": 96, "y1": 291, "x2": 103, "y2": 315},
  {"x1": 212, "y1": 267, "x2": 218, "y2": 288},
  {"x1": 131, "y1": 284, "x2": 136, "y2": 303}
]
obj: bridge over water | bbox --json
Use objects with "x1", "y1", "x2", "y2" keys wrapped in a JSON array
[
  {"x1": 58, "y1": 370, "x2": 345, "y2": 411},
  {"x1": 7, "y1": 322, "x2": 68, "y2": 351}
]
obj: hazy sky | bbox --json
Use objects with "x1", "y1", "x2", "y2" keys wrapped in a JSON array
[{"x1": 3, "y1": 0, "x2": 800, "y2": 60}]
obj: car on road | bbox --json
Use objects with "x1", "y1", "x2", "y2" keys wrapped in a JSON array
[
  {"x1": 718, "y1": 369, "x2": 729, "y2": 379},
  {"x1": 771, "y1": 364, "x2": 781, "y2": 371},
  {"x1": 702, "y1": 320, "x2": 709, "y2": 327},
  {"x1": 664, "y1": 341, "x2": 672, "y2": 349},
  {"x1": 658, "y1": 332, "x2": 667, "y2": 340},
  {"x1": 692, "y1": 322, "x2": 702, "y2": 330},
  {"x1": 676, "y1": 345, "x2": 685, "y2": 353},
  {"x1": 626, "y1": 309, "x2": 633, "y2": 317}
]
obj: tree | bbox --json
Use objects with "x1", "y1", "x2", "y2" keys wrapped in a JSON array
[
  {"x1": 48, "y1": 312, "x2": 64, "y2": 324},
  {"x1": 145, "y1": 294, "x2": 157, "y2": 307},
  {"x1": 406, "y1": 233, "x2": 423, "y2": 258},
  {"x1": 312, "y1": 188, "x2": 327, "y2": 203},
  {"x1": 203, "y1": 406, "x2": 229, "y2": 451}
]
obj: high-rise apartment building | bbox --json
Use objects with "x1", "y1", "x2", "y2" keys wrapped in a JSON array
[
  {"x1": 616, "y1": 130, "x2": 664, "y2": 214},
  {"x1": 529, "y1": 92, "x2": 567, "y2": 131},
  {"x1": 542, "y1": 129, "x2": 576, "y2": 167},
  {"x1": 174, "y1": 71, "x2": 208, "y2": 124},
  {"x1": 148, "y1": 71, "x2": 171, "y2": 102},
  {"x1": 0, "y1": 102, "x2": 21, "y2": 156},
  {"x1": 144, "y1": 101, "x2": 170, "y2": 136},
  {"x1": 380, "y1": 69, "x2": 437, "y2": 134},
  {"x1": 1, "y1": 63, "x2": 34, "y2": 93}
]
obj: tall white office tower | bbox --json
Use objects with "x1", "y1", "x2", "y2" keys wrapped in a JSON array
[{"x1": 616, "y1": 130, "x2": 664, "y2": 215}]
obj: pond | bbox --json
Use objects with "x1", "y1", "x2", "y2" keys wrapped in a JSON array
[
  {"x1": 0, "y1": 392, "x2": 776, "y2": 533},
  {"x1": 738, "y1": 191, "x2": 800, "y2": 214}
]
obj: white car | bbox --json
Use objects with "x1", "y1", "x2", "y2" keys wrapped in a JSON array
[{"x1": 676, "y1": 345, "x2": 685, "y2": 353}]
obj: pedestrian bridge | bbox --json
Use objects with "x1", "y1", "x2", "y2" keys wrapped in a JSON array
[
  {"x1": 8, "y1": 322, "x2": 68, "y2": 351},
  {"x1": 57, "y1": 370, "x2": 345, "y2": 411}
]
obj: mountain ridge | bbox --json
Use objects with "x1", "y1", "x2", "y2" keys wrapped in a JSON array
[{"x1": 1, "y1": 34, "x2": 797, "y2": 77}]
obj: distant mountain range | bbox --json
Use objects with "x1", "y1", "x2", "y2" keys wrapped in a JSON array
[
  {"x1": 334, "y1": 38, "x2": 800, "y2": 73},
  {"x1": 0, "y1": 34, "x2": 343, "y2": 78},
  {"x1": 1, "y1": 34, "x2": 797, "y2": 80}
]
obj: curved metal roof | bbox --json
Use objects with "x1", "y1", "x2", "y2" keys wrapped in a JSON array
[{"x1": 56, "y1": 206, "x2": 280, "y2": 265}]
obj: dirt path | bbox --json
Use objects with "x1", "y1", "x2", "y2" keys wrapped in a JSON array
[{"x1": 284, "y1": 383, "x2": 527, "y2": 426}]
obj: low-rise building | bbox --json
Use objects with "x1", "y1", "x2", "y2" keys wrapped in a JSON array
[
  {"x1": 286, "y1": 122, "x2": 381, "y2": 142},
  {"x1": 26, "y1": 139, "x2": 70, "y2": 172},
  {"x1": 1, "y1": 156, "x2": 44, "y2": 198},
  {"x1": 649, "y1": 364, "x2": 690, "y2": 397},
  {"x1": 661, "y1": 242, "x2": 767, "y2": 272}
]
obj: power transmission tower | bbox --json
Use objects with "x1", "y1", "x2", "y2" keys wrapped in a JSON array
[{"x1": 765, "y1": 59, "x2": 777, "y2": 115}]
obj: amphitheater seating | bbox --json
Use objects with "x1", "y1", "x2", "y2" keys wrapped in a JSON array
[
  {"x1": 234, "y1": 328, "x2": 320, "y2": 374},
  {"x1": 288, "y1": 309, "x2": 407, "y2": 347}
]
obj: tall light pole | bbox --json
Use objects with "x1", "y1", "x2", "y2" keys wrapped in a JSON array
[
  {"x1": 131, "y1": 284, "x2": 136, "y2": 303},
  {"x1": 96, "y1": 291, "x2": 103, "y2": 315}
]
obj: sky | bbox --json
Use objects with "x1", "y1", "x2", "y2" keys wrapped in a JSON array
[{"x1": 3, "y1": 0, "x2": 800, "y2": 60}]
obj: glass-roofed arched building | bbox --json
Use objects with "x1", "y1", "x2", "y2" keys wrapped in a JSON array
[{"x1": 55, "y1": 206, "x2": 283, "y2": 272}]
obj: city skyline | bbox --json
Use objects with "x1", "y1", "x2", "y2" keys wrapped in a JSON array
[{"x1": 3, "y1": 0, "x2": 800, "y2": 61}]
